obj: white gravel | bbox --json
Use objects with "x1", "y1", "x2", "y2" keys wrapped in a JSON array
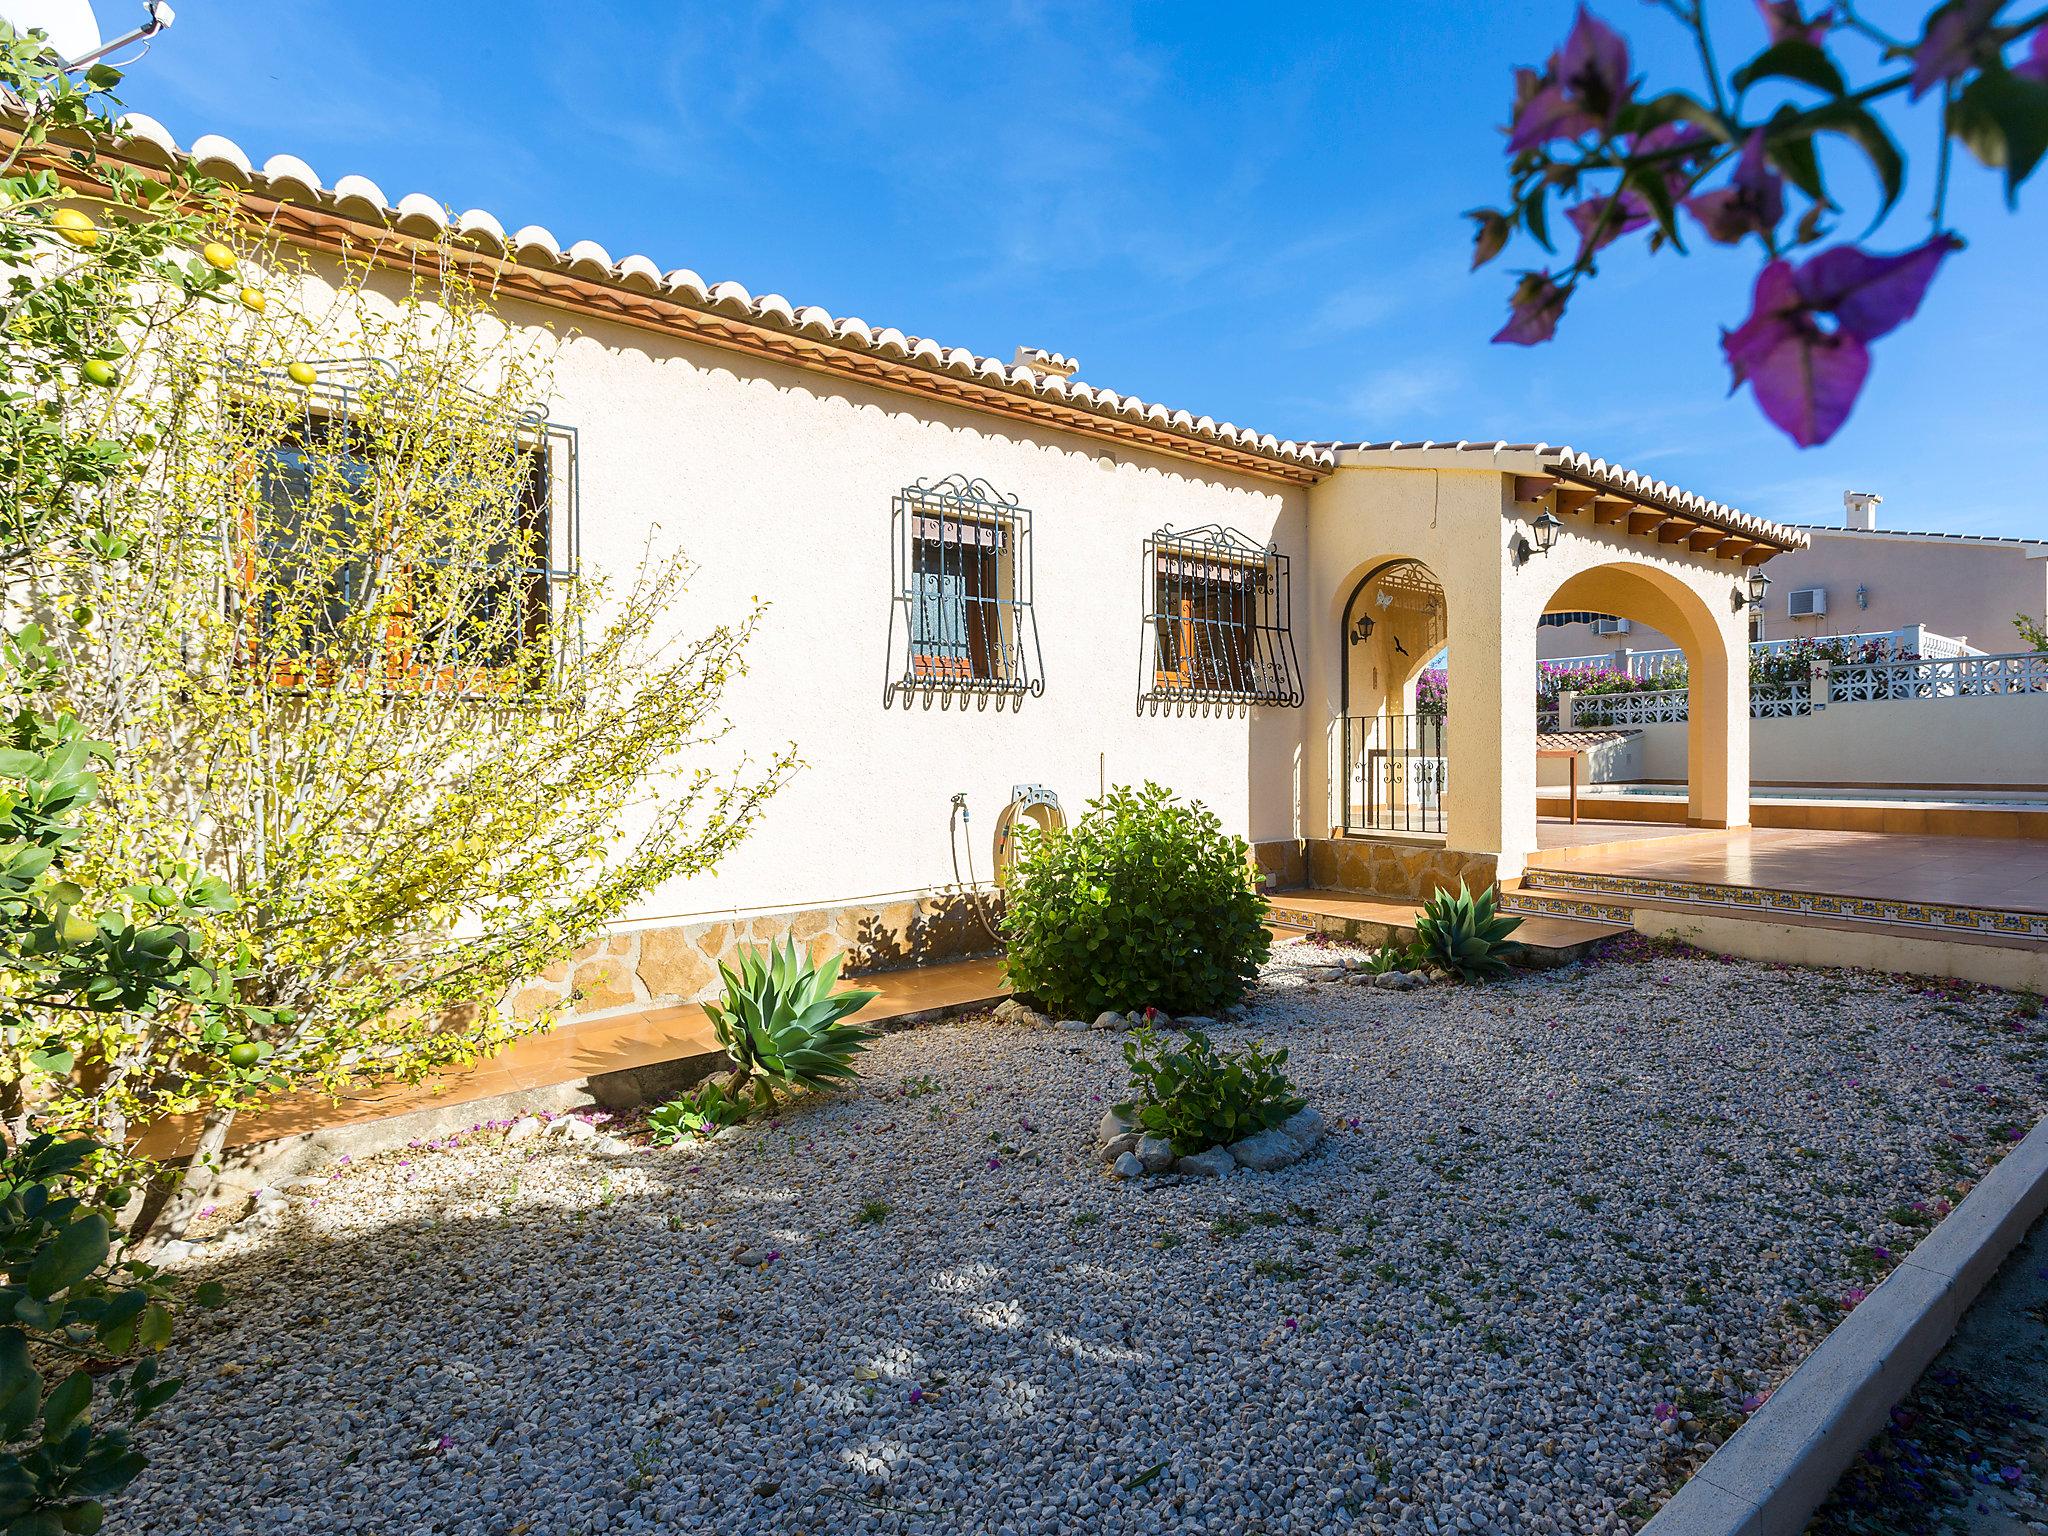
[{"x1": 117, "y1": 938, "x2": 2048, "y2": 1535}]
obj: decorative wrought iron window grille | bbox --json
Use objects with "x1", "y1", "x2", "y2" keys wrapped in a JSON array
[
  {"x1": 886, "y1": 475, "x2": 1042, "y2": 706},
  {"x1": 1139, "y1": 524, "x2": 1302, "y2": 712},
  {"x1": 218, "y1": 356, "x2": 580, "y2": 696}
]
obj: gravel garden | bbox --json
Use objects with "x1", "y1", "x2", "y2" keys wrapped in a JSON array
[{"x1": 116, "y1": 937, "x2": 2048, "y2": 1536}]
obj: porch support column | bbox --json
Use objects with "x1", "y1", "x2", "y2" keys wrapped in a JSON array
[
  {"x1": 1443, "y1": 574, "x2": 1538, "y2": 881},
  {"x1": 1685, "y1": 599, "x2": 1752, "y2": 829}
]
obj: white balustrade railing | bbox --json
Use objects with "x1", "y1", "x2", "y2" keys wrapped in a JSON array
[
  {"x1": 1570, "y1": 689, "x2": 1691, "y2": 726},
  {"x1": 1542, "y1": 625, "x2": 1979, "y2": 679},
  {"x1": 1537, "y1": 650, "x2": 2048, "y2": 725},
  {"x1": 1828, "y1": 650, "x2": 2048, "y2": 702}
]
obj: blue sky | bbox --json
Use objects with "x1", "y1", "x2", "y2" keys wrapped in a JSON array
[{"x1": 119, "y1": 0, "x2": 2044, "y2": 536}]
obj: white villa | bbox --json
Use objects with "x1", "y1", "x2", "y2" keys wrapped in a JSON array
[{"x1": 90, "y1": 115, "x2": 1832, "y2": 1016}]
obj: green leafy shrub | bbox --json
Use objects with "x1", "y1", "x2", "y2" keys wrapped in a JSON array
[
  {"x1": 1120, "y1": 1027, "x2": 1303, "y2": 1156},
  {"x1": 1414, "y1": 881, "x2": 1522, "y2": 982},
  {"x1": 701, "y1": 941, "x2": 878, "y2": 1105},
  {"x1": 1361, "y1": 942, "x2": 1425, "y2": 975},
  {"x1": 0, "y1": 1133, "x2": 224, "y2": 1532},
  {"x1": 645, "y1": 1078, "x2": 749, "y2": 1145},
  {"x1": 1001, "y1": 782, "x2": 1270, "y2": 1019}
]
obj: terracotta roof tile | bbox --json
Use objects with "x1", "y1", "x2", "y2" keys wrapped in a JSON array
[{"x1": 103, "y1": 113, "x2": 1333, "y2": 475}]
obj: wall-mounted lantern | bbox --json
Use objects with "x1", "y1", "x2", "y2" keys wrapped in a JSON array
[
  {"x1": 1513, "y1": 510, "x2": 1562, "y2": 566},
  {"x1": 1349, "y1": 613, "x2": 1376, "y2": 646},
  {"x1": 1733, "y1": 567, "x2": 1772, "y2": 612}
]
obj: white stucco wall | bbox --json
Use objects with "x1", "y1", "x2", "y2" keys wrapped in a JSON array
[{"x1": 501, "y1": 301, "x2": 1310, "y2": 925}]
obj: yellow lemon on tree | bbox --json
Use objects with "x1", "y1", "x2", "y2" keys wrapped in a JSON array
[
  {"x1": 239, "y1": 286, "x2": 267, "y2": 313},
  {"x1": 201, "y1": 241, "x2": 238, "y2": 272},
  {"x1": 287, "y1": 361, "x2": 318, "y2": 387},
  {"x1": 51, "y1": 207, "x2": 99, "y2": 248},
  {"x1": 82, "y1": 359, "x2": 120, "y2": 388}
]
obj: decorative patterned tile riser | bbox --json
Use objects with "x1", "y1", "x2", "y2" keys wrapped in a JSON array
[
  {"x1": 1497, "y1": 890, "x2": 1636, "y2": 924},
  {"x1": 1519, "y1": 868, "x2": 2048, "y2": 940}
]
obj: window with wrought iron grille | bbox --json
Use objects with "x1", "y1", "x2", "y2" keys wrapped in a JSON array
[
  {"x1": 229, "y1": 358, "x2": 578, "y2": 695},
  {"x1": 1140, "y1": 526, "x2": 1302, "y2": 709},
  {"x1": 887, "y1": 475, "x2": 1041, "y2": 704}
]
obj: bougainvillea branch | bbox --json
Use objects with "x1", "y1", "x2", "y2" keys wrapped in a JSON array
[{"x1": 1473, "y1": 1, "x2": 2048, "y2": 445}]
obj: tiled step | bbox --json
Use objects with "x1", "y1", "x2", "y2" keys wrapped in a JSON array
[
  {"x1": 1517, "y1": 866, "x2": 2048, "y2": 942},
  {"x1": 1271, "y1": 889, "x2": 1629, "y2": 959}
]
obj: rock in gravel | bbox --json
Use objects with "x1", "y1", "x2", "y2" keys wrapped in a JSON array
[
  {"x1": 1373, "y1": 970, "x2": 1420, "y2": 991},
  {"x1": 992, "y1": 998, "x2": 1048, "y2": 1028},
  {"x1": 1110, "y1": 1151, "x2": 1145, "y2": 1179},
  {"x1": 1097, "y1": 1107, "x2": 1136, "y2": 1143},
  {"x1": 1177, "y1": 1147, "x2": 1235, "y2": 1178},
  {"x1": 550, "y1": 1116, "x2": 597, "y2": 1142},
  {"x1": 1092, "y1": 1010, "x2": 1126, "y2": 1031},
  {"x1": 1178, "y1": 1015, "x2": 1216, "y2": 1030},
  {"x1": 729, "y1": 1245, "x2": 777, "y2": 1267},
  {"x1": 1135, "y1": 1135, "x2": 1177, "y2": 1173},
  {"x1": 1098, "y1": 1133, "x2": 1140, "y2": 1165},
  {"x1": 1278, "y1": 1106, "x2": 1325, "y2": 1154},
  {"x1": 1055, "y1": 1018, "x2": 1091, "y2": 1032},
  {"x1": 505, "y1": 1114, "x2": 545, "y2": 1144},
  {"x1": 1229, "y1": 1126, "x2": 1304, "y2": 1172}
]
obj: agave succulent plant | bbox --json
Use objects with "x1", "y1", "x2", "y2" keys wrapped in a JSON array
[
  {"x1": 702, "y1": 939, "x2": 880, "y2": 1104},
  {"x1": 1414, "y1": 881, "x2": 1523, "y2": 982}
]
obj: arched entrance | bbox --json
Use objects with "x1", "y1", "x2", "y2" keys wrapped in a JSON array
[
  {"x1": 1539, "y1": 562, "x2": 1747, "y2": 829},
  {"x1": 1338, "y1": 558, "x2": 1450, "y2": 833}
]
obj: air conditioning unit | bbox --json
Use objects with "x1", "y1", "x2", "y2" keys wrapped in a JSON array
[
  {"x1": 1593, "y1": 616, "x2": 1631, "y2": 636},
  {"x1": 1787, "y1": 587, "x2": 1828, "y2": 618}
]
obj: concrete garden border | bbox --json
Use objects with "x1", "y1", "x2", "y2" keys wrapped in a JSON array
[{"x1": 1644, "y1": 1113, "x2": 2048, "y2": 1535}]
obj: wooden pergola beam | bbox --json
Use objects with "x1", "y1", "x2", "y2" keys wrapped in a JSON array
[
  {"x1": 1656, "y1": 519, "x2": 1697, "y2": 544},
  {"x1": 1687, "y1": 526, "x2": 1728, "y2": 552},
  {"x1": 1626, "y1": 509, "x2": 1665, "y2": 536},
  {"x1": 1592, "y1": 496, "x2": 1634, "y2": 525},
  {"x1": 1554, "y1": 486, "x2": 1596, "y2": 517},
  {"x1": 1716, "y1": 536, "x2": 1758, "y2": 562},
  {"x1": 1513, "y1": 474, "x2": 1558, "y2": 504},
  {"x1": 1740, "y1": 545, "x2": 1777, "y2": 566}
]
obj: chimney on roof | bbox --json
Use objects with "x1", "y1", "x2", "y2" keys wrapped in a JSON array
[
  {"x1": 1843, "y1": 489, "x2": 1882, "y2": 530},
  {"x1": 1012, "y1": 346, "x2": 1078, "y2": 381}
]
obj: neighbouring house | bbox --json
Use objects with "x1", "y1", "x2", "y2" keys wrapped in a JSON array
[
  {"x1": 74, "y1": 115, "x2": 1819, "y2": 1020},
  {"x1": 1538, "y1": 489, "x2": 2048, "y2": 663}
]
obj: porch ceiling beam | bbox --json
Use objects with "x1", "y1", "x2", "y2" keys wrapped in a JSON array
[
  {"x1": 1513, "y1": 474, "x2": 1559, "y2": 504},
  {"x1": 1591, "y1": 496, "x2": 1634, "y2": 525},
  {"x1": 1553, "y1": 486, "x2": 1596, "y2": 517},
  {"x1": 1656, "y1": 519, "x2": 1698, "y2": 544}
]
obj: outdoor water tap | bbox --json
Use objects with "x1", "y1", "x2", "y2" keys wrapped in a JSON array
[{"x1": 951, "y1": 791, "x2": 969, "y2": 822}]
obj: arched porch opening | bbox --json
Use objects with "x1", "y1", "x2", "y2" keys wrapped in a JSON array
[
  {"x1": 1539, "y1": 562, "x2": 1747, "y2": 829},
  {"x1": 1337, "y1": 558, "x2": 1450, "y2": 834}
]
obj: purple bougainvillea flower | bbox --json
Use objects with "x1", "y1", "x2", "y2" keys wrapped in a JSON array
[
  {"x1": 1507, "y1": 7, "x2": 1636, "y2": 151},
  {"x1": 1567, "y1": 189, "x2": 1651, "y2": 253},
  {"x1": 1910, "y1": 0, "x2": 2005, "y2": 98},
  {"x1": 1842, "y1": 1287, "x2": 1868, "y2": 1308},
  {"x1": 1721, "y1": 236, "x2": 1959, "y2": 445},
  {"x1": 908, "y1": 1387, "x2": 924, "y2": 1404},
  {"x1": 1283, "y1": 1316, "x2": 1299, "y2": 1331},
  {"x1": 1493, "y1": 271, "x2": 1572, "y2": 345},
  {"x1": 2018, "y1": 23, "x2": 2048, "y2": 84},
  {"x1": 1756, "y1": 0, "x2": 1834, "y2": 46},
  {"x1": 1652, "y1": 1401, "x2": 1676, "y2": 1423},
  {"x1": 1686, "y1": 132, "x2": 1785, "y2": 246}
]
